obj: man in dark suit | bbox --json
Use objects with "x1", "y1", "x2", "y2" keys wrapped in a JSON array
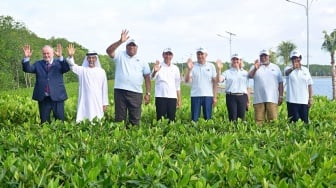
[{"x1": 22, "y1": 44, "x2": 70, "y2": 123}]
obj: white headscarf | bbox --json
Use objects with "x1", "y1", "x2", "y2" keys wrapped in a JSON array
[{"x1": 82, "y1": 51, "x2": 102, "y2": 68}]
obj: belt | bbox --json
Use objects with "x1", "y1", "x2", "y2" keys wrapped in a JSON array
[{"x1": 226, "y1": 92, "x2": 244, "y2": 96}]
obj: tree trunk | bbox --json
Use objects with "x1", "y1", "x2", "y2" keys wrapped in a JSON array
[
  {"x1": 331, "y1": 54, "x2": 336, "y2": 100},
  {"x1": 23, "y1": 72, "x2": 29, "y2": 88}
]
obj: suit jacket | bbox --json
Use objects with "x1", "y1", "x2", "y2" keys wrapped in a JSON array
[{"x1": 22, "y1": 57, "x2": 70, "y2": 102}]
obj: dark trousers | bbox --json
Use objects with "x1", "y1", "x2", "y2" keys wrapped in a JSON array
[
  {"x1": 114, "y1": 89, "x2": 143, "y2": 125},
  {"x1": 191, "y1": 96, "x2": 213, "y2": 122},
  {"x1": 286, "y1": 102, "x2": 309, "y2": 123},
  {"x1": 155, "y1": 97, "x2": 177, "y2": 121},
  {"x1": 38, "y1": 97, "x2": 65, "y2": 123},
  {"x1": 226, "y1": 93, "x2": 248, "y2": 121}
]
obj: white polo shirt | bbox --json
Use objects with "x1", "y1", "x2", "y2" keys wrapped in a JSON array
[
  {"x1": 190, "y1": 62, "x2": 216, "y2": 97},
  {"x1": 113, "y1": 51, "x2": 150, "y2": 93},
  {"x1": 221, "y1": 68, "x2": 249, "y2": 94},
  {"x1": 249, "y1": 63, "x2": 283, "y2": 104},
  {"x1": 152, "y1": 62, "x2": 180, "y2": 98},
  {"x1": 284, "y1": 65, "x2": 313, "y2": 104}
]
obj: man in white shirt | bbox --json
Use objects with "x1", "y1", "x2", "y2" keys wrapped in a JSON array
[
  {"x1": 185, "y1": 47, "x2": 217, "y2": 122},
  {"x1": 284, "y1": 50, "x2": 313, "y2": 123},
  {"x1": 248, "y1": 49, "x2": 284, "y2": 124},
  {"x1": 151, "y1": 48, "x2": 181, "y2": 122},
  {"x1": 106, "y1": 29, "x2": 151, "y2": 126},
  {"x1": 67, "y1": 44, "x2": 109, "y2": 123}
]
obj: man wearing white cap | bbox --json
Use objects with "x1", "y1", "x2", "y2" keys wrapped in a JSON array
[
  {"x1": 216, "y1": 53, "x2": 249, "y2": 121},
  {"x1": 284, "y1": 50, "x2": 313, "y2": 123},
  {"x1": 67, "y1": 44, "x2": 109, "y2": 123},
  {"x1": 151, "y1": 48, "x2": 181, "y2": 122},
  {"x1": 185, "y1": 47, "x2": 217, "y2": 122},
  {"x1": 106, "y1": 29, "x2": 151, "y2": 126},
  {"x1": 248, "y1": 49, "x2": 283, "y2": 124}
]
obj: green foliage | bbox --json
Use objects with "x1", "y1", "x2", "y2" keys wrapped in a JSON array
[
  {"x1": 0, "y1": 82, "x2": 336, "y2": 187},
  {"x1": 0, "y1": 15, "x2": 115, "y2": 90},
  {"x1": 277, "y1": 41, "x2": 297, "y2": 66}
]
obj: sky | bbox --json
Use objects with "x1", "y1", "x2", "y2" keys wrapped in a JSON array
[{"x1": 1, "y1": 0, "x2": 336, "y2": 66}]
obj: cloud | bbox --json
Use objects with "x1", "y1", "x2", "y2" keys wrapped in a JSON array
[{"x1": 1, "y1": 0, "x2": 335, "y2": 65}]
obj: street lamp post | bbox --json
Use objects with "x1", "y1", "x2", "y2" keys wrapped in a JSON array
[
  {"x1": 226, "y1": 31, "x2": 236, "y2": 56},
  {"x1": 217, "y1": 31, "x2": 236, "y2": 59},
  {"x1": 286, "y1": 0, "x2": 312, "y2": 70},
  {"x1": 216, "y1": 33, "x2": 229, "y2": 58}
]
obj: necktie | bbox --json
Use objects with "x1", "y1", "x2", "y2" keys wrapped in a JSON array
[{"x1": 45, "y1": 63, "x2": 51, "y2": 95}]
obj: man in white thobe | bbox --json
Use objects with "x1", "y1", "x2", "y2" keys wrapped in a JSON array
[{"x1": 67, "y1": 44, "x2": 109, "y2": 122}]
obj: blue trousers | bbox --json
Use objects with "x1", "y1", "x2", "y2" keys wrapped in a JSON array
[
  {"x1": 191, "y1": 96, "x2": 213, "y2": 122},
  {"x1": 286, "y1": 102, "x2": 309, "y2": 123},
  {"x1": 38, "y1": 97, "x2": 65, "y2": 124}
]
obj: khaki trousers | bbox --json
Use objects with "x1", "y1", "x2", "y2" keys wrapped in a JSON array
[{"x1": 254, "y1": 102, "x2": 278, "y2": 124}]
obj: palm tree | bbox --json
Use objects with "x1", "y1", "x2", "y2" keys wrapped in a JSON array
[
  {"x1": 321, "y1": 29, "x2": 336, "y2": 100},
  {"x1": 277, "y1": 41, "x2": 297, "y2": 66}
]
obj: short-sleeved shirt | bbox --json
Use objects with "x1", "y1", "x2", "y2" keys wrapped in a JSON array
[
  {"x1": 190, "y1": 62, "x2": 216, "y2": 97},
  {"x1": 221, "y1": 68, "x2": 249, "y2": 94},
  {"x1": 152, "y1": 62, "x2": 180, "y2": 98},
  {"x1": 113, "y1": 51, "x2": 150, "y2": 93},
  {"x1": 284, "y1": 65, "x2": 313, "y2": 104},
  {"x1": 249, "y1": 63, "x2": 283, "y2": 104}
]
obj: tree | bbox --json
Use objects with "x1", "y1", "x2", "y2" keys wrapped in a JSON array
[
  {"x1": 269, "y1": 50, "x2": 278, "y2": 65},
  {"x1": 277, "y1": 41, "x2": 297, "y2": 66},
  {"x1": 321, "y1": 29, "x2": 336, "y2": 100}
]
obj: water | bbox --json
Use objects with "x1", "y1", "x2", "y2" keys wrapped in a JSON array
[{"x1": 312, "y1": 77, "x2": 332, "y2": 99}]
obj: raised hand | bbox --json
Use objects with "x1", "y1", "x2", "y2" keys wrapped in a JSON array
[
  {"x1": 254, "y1": 59, "x2": 260, "y2": 69},
  {"x1": 216, "y1": 59, "x2": 223, "y2": 70},
  {"x1": 153, "y1": 60, "x2": 161, "y2": 72},
  {"x1": 67, "y1": 44, "x2": 76, "y2": 57},
  {"x1": 55, "y1": 44, "x2": 62, "y2": 57},
  {"x1": 186, "y1": 58, "x2": 194, "y2": 70},
  {"x1": 23, "y1": 44, "x2": 32, "y2": 58},
  {"x1": 120, "y1": 29, "x2": 130, "y2": 43}
]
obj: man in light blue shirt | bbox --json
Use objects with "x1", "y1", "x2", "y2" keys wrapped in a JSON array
[
  {"x1": 106, "y1": 29, "x2": 151, "y2": 126},
  {"x1": 284, "y1": 50, "x2": 313, "y2": 123},
  {"x1": 248, "y1": 49, "x2": 284, "y2": 124},
  {"x1": 185, "y1": 47, "x2": 217, "y2": 122}
]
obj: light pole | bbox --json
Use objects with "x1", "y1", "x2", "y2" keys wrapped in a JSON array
[
  {"x1": 226, "y1": 31, "x2": 236, "y2": 56},
  {"x1": 217, "y1": 32, "x2": 236, "y2": 59},
  {"x1": 286, "y1": 0, "x2": 312, "y2": 70}
]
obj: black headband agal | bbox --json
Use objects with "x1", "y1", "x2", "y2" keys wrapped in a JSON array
[{"x1": 86, "y1": 52, "x2": 98, "y2": 56}]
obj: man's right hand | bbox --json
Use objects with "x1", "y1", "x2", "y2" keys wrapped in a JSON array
[
  {"x1": 23, "y1": 44, "x2": 32, "y2": 58},
  {"x1": 120, "y1": 29, "x2": 130, "y2": 43},
  {"x1": 254, "y1": 59, "x2": 260, "y2": 70}
]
